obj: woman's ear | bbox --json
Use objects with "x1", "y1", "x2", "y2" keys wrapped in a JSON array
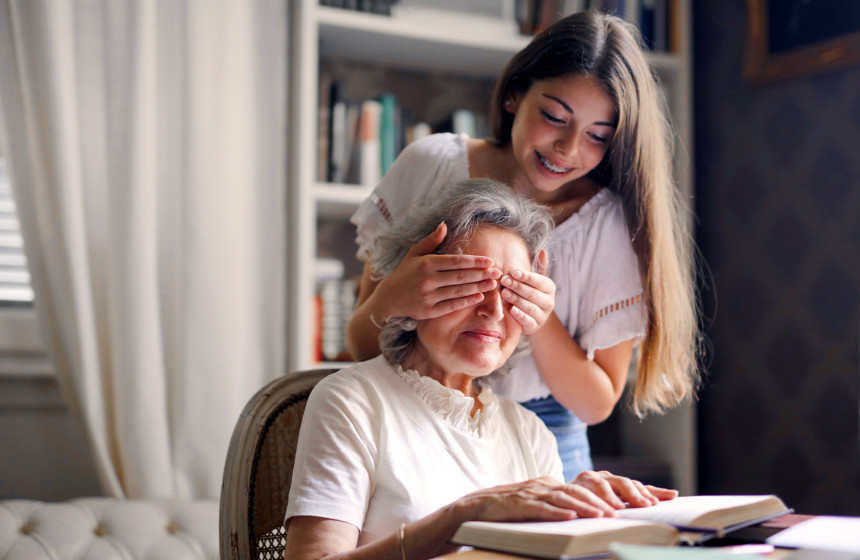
[
  {"x1": 536, "y1": 249, "x2": 548, "y2": 275},
  {"x1": 504, "y1": 93, "x2": 520, "y2": 114}
]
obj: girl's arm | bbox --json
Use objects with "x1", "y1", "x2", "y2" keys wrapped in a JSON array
[
  {"x1": 283, "y1": 474, "x2": 676, "y2": 560},
  {"x1": 346, "y1": 222, "x2": 500, "y2": 361},
  {"x1": 529, "y1": 313, "x2": 633, "y2": 424},
  {"x1": 498, "y1": 262, "x2": 630, "y2": 424}
]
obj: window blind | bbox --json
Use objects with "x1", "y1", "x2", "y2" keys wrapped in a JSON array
[{"x1": 0, "y1": 158, "x2": 34, "y2": 304}]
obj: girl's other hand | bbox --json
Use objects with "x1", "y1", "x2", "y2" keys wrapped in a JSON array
[
  {"x1": 377, "y1": 222, "x2": 502, "y2": 320},
  {"x1": 571, "y1": 470, "x2": 679, "y2": 510},
  {"x1": 500, "y1": 249, "x2": 556, "y2": 334}
]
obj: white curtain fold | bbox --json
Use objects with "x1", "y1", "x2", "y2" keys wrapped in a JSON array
[{"x1": 0, "y1": 0, "x2": 287, "y2": 499}]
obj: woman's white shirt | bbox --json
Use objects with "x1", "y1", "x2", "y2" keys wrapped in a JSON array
[
  {"x1": 284, "y1": 356, "x2": 563, "y2": 545},
  {"x1": 351, "y1": 133, "x2": 646, "y2": 403}
]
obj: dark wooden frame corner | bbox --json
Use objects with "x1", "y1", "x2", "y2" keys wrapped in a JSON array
[{"x1": 745, "y1": 0, "x2": 860, "y2": 84}]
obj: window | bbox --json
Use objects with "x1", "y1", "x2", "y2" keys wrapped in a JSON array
[
  {"x1": 0, "y1": 157, "x2": 34, "y2": 305},
  {"x1": 0, "y1": 155, "x2": 47, "y2": 376}
]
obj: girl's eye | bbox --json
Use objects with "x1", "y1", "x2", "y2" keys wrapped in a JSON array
[
  {"x1": 589, "y1": 132, "x2": 608, "y2": 144},
  {"x1": 541, "y1": 110, "x2": 565, "y2": 125}
]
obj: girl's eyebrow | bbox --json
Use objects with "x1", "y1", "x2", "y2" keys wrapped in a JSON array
[
  {"x1": 541, "y1": 93, "x2": 617, "y2": 128},
  {"x1": 542, "y1": 93, "x2": 573, "y2": 114}
]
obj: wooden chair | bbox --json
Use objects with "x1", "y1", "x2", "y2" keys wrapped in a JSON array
[{"x1": 219, "y1": 368, "x2": 338, "y2": 560}]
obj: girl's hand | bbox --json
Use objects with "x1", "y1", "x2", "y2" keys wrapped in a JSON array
[
  {"x1": 571, "y1": 470, "x2": 679, "y2": 509},
  {"x1": 500, "y1": 249, "x2": 556, "y2": 334},
  {"x1": 376, "y1": 222, "x2": 502, "y2": 320}
]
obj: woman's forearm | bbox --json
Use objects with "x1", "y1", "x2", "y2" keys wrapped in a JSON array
[
  {"x1": 283, "y1": 507, "x2": 463, "y2": 560},
  {"x1": 527, "y1": 313, "x2": 631, "y2": 424}
]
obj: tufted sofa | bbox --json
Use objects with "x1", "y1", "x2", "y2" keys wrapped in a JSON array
[{"x1": 0, "y1": 498, "x2": 218, "y2": 560}]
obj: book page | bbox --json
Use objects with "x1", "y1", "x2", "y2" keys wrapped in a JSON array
[
  {"x1": 616, "y1": 495, "x2": 775, "y2": 527},
  {"x1": 461, "y1": 517, "x2": 660, "y2": 536},
  {"x1": 766, "y1": 516, "x2": 860, "y2": 553}
]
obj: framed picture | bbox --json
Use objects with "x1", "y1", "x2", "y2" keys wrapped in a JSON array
[{"x1": 745, "y1": 0, "x2": 860, "y2": 83}]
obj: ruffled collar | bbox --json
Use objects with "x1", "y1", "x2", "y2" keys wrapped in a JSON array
[{"x1": 394, "y1": 364, "x2": 500, "y2": 438}]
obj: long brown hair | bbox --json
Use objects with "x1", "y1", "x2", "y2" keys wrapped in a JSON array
[{"x1": 491, "y1": 11, "x2": 700, "y2": 416}]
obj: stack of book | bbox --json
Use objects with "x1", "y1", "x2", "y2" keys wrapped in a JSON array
[
  {"x1": 451, "y1": 494, "x2": 791, "y2": 559},
  {"x1": 313, "y1": 259, "x2": 358, "y2": 363},
  {"x1": 319, "y1": 80, "x2": 483, "y2": 187},
  {"x1": 320, "y1": 0, "x2": 399, "y2": 15},
  {"x1": 516, "y1": 0, "x2": 676, "y2": 53}
]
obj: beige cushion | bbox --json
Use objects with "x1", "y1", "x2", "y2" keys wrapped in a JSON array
[{"x1": 0, "y1": 498, "x2": 218, "y2": 560}]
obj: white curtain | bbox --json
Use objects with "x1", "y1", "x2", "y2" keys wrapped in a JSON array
[{"x1": 0, "y1": 0, "x2": 287, "y2": 499}]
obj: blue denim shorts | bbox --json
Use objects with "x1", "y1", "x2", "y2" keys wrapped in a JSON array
[{"x1": 520, "y1": 394, "x2": 592, "y2": 482}]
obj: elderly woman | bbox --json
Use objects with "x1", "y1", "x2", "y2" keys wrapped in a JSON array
[{"x1": 284, "y1": 178, "x2": 676, "y2": 560}]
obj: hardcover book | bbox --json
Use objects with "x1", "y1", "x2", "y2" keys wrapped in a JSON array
[{"x1": 451, "y1": 495, "x2": 790, "y2": 559}]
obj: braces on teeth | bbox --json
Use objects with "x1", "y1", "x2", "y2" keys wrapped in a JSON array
[{"x1": 538, "y1": 153, "x2": 571, "y2": 173}]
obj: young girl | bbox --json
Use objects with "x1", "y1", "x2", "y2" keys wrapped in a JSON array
[{"x1": 347, "y1": 11, "x2": 700, "y2": 482}]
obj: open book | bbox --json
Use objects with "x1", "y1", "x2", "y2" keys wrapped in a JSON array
[{"x1": 451, "y1": 495, "x2": 790, "y2": 560}]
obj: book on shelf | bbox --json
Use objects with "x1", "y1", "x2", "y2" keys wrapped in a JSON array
[
  {"x1": 451, "y1": 494, "x2": 791, "y2": 560},
  {"x1": 321, "y1": 0, "x2": 398, "y2": 15},
  {"x1": 358, "y1": 99, "x2": 382, "y2": 187},
  {"x1": 314, "y1": 259, "x2": 358, "y2": 363},
  {"x1": 639, "y1": 0, "x2": 668, "y2": 52},
  {"x1": 379, "y1": 92, "x2": 397, "y2": 175},
  {"x1": 514, "y1": 0, "x2": 674, "y2": 54},
  {"x1": 433, "y1": 108, "x2": 489, "y2": 139},
  {"x1": 408, "y1": 121, "x2": 432, "y2": 144},
  {"x1": 320, "y1": 81, "x2": 462, "y2": 186},
  {"x1": 328, "y1": 82, "x2": 363, "y2": 184}
]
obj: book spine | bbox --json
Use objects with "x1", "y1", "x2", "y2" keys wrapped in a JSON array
[
  {"x1": 451, "y1": 109, "x2": 477, "y2": 138},
  {"x1": 328, "y1": 81, "x2": 346, "y2": 182},
  {"x1": 317, "y1": 74, "x2": 332, "y2": 183},
  {"x1": 639, "y1": 0, "x2": 656, "y2": 50},
  {"x1": 359, "y1": 99, "x2": 382, "y2": 187},
  {"x1": 379, "y1": 93, "x2": 397, "y2": 175},
  {"x1": 342, "y1": 103, "x2": 362, "y2": 185},
  {"x1": 653, "y1": 0, "x2": 667, "y2": 51},
  {"x1": 408, "y1": 122, "x2": 432, "y2": 144}
]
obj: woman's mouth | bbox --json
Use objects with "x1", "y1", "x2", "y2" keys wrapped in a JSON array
[
  {"x1": 537, "y1": 152, "x2": 573, "y2": 175},
  {"x1": 463, "y1": 329, "x2": 502, "y2": 343}
]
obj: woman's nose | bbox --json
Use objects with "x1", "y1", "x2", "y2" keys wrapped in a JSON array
[{"x1": 478, "y1": 288, "x2": 505, "y2": 321}]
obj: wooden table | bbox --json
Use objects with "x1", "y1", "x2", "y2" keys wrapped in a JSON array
[{"x1": 434, "y1": 547, "x2": 796, "y2": 559}]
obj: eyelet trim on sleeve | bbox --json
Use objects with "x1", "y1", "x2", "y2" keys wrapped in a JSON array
[
  {"x1": 370, "y1": 192, "x2": 392, "y2": 223},
  {"x1": 593, "y1": 293, "x2": 642, "y2": 324},
  {"x1": 580, "y1": 293, "x2": 646, "y2": 360}
]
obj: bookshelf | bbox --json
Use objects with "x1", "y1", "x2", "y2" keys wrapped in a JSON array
[{"x1": 287, "y1": 0, "x2": 695, "y2": 494}]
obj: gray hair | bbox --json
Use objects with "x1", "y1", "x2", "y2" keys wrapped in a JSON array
[{"x1": 369, "y1": 178, "x2": 554, "y2": 381}]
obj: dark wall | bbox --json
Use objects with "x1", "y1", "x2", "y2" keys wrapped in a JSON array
[{"x1": 694, "y1": 2, "x2": 860, "y2": 514}]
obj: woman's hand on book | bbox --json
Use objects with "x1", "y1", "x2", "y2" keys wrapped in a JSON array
[
  {"x1": 571, "y1": 470, "x2": 679, "y2": 510},
  {"x1": 452, "y1": 476, "x2": 632, "y2": 525}
]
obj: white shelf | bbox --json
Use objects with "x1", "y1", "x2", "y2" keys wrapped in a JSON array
[
  {"x1": 316, "y1": 183, "x2": 374, "y2": 218},
  {"x1": 318, "y1": 361, "x2": 354, "y2": 370},
  {"x1": 318, "y1": 6, "x2": 529, "y2": 77}
]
